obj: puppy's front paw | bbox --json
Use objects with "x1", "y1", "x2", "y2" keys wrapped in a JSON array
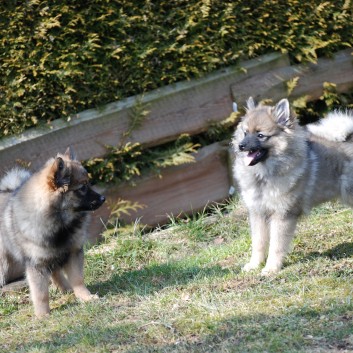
[
  {"x1": 242, "y1": 261, "x2": 261, "y2": 272},
  {"x1": 85, "y1": 293, "x2": 99, "y2": 302},
  {"x1": 34, "y1": 308, "x2": 50, "y2": 319},
  {"x1": 74, "y1": 286, "x2": 99, "y2": 302},
  {"x1": 261, "y1": 265, "x2": 281, "y2": 277}
]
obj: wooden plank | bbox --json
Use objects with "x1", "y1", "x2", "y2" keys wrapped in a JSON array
[
  {"x1": 231, "y1": 49, "x2": 353, "y2": 105},
  {"x1": 88, "y1": 142, "x2": 231, "y2": 242},
  {"x1": 0, "y1": 53, "x2": 288, "y2": 172}
]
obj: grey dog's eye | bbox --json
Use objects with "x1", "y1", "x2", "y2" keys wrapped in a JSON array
[
  {"x1": 258, "y1": 133, "x2": 265, "y2": 138},
  {"x1": 79, "y1": 185, "x2": 88, "y2": 192}
]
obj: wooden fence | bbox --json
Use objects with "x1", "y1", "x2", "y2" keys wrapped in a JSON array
[{"x1": 0, "y1": 49, "x2": 352, "y2": 242}]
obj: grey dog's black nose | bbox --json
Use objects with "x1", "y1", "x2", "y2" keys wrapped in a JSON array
[
  {"x1": 239, "y1": 143, "x2": 245, "y2": 151},
  {"x1": 100, "y1": 195, "x2": 105, "y2": 203}
]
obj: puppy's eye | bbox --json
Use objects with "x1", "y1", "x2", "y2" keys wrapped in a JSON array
[
  {"x1": 257, "y1": 133, "x2": 265, "y2": 138},
  {"x1": 79, "y1": 184, "x2": 88, "y2": 192}
]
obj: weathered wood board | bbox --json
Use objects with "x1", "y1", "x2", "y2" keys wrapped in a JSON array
[
  {"x1": 0, "y1": 49, "x2": 352, "y2": 244},
  {"x1": 0, "y1": 53, "x2": 288, "y2": 172},
  {"x1": 231, "y1": 49, "x2": 353, "y2": 105},
  {"x1": 89, "y1": 142, "x2": 231, "y2": 242}
]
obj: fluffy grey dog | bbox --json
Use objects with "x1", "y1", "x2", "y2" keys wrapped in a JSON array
[
  {"x1": 232, "y1": 98, "x2": 353, "y2": 275},
  {"x1": 0, "y1": 148, "x2": 105, "y2": 317}
]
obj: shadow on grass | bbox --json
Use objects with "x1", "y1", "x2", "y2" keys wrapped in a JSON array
[
  {"x1": 8, "y1": 303, "x2": 353, "y2": 353},
  {"x1": 301, "y1": 241, "x2": 353, "y2": 261},
  {"x1": 90, "y1": 260, "x2": 237, "y2": 297},
  {"x1": 322, "y1": 242, "x2": 353, "y2": 259}
]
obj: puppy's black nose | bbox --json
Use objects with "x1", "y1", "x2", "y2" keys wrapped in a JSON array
[
  {"x1": 239, "y1": 143, "x2": 245, "y2": 151},
  {"x1": 100, "y1": 195, "x2": 106, "y2": 203}
]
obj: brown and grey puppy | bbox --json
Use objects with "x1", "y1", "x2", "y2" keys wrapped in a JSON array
[
  {"x1": 0, "y1": 147, "x2": 105, "y2": 317},
  {"x1": 232, "y1": 97, "x2": 353, "y2": 275}
]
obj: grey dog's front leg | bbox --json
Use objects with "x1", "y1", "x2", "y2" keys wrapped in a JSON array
[
  {"x1": 243, "y1": 211, "x2": 269, "y2": 272},
  {"x1": 26, "y1": 266, "x2": 50, "y2": 318},
  {"x1": 51, "y1": 269, "x2": 73, "y2": 293},
  {"x1": 64, "y1": 249, "x2": 98, "y2": 302},
  {"x1": 261, "y1": 215, "x2": 298, "y2": 276}
]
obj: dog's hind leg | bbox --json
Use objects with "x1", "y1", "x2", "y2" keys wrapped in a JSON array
[
  {"x1": 64, "y1": 249, "x2": 98, "y2": 302},
  {"x1": 261, "y1": 215, "x2": 298, "y2": 276},
  {"x1": 0, "y1": 259, "x2": 8, "y2": 287},
  {"x1": 26, "y1": 266, "x2": 50, "y2": 318},
  {"x1": 340, "y1": 163, "x2": 353, "y2": 207},
  {"x1": 243, "y1": 211, "x2": 269, "y2": 272}
]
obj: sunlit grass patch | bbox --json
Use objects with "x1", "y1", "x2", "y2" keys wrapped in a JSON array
[{"x1": 1, "y1": 200, "x2": 352, "y2": 352}]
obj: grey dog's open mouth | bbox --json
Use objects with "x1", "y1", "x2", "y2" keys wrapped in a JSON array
[{"x1": 245, "y1": 149, "x2": 268, "y2": 166}]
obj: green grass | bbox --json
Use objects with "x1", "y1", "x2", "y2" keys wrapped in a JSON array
[{"x1": 1, "y1": 199, "x2": 353, "y2": 352}]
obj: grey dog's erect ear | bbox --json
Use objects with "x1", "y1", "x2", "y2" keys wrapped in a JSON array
[
  {"x1": 64, "y1": 146, "x2": 76, "y2": 160},
  {"x1": 273, "y1": 99, "x2": 292, "y2": 126},
  {"x1": 246, "y1": 97, "x2": 256, "y2": 111},
  {"x1": 48, "y1": 156, "x2": 71, "y2": 190}
]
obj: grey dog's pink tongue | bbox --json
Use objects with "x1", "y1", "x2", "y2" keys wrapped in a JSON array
[{"x1": 245, "y1": 151, "x2": 258, "y2": 166}]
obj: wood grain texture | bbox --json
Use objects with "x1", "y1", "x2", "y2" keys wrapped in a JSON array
[
  {"x1": 0, "y1": 53, "x2": 288, "y2": 172},
  {"x1": 231, "y1": 49, "x2": 353, "y2": 105},
  {"x1": 88, "y1": 142, "x2": 231, "y2": 242}
]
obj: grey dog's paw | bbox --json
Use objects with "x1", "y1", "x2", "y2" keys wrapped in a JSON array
[
  {"x1": 88, "y1": 293, "x2": 99, "y2": 301},
  {"x1": 242, "y1": 262, "x2": 260, "y2": 272},
  {"x1": 79, "y1": 293, "x2": 99, "y2": 302},
  {"x1": 260, "y1": 265, "x2": 281, "y2": 277},
  {"x1": 73, "y1": 286, "x2": 99, "y2": 302}
]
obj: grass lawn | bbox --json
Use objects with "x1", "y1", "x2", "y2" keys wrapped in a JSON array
[{"x1": 1, "y1": 198, "x2": 352, "y2": 352}]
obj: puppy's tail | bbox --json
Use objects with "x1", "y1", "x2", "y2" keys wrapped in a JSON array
[
  {"x1": 307, "y1": 111, "x2": 353, "y2": 142},
  {"x1": 0, "y1": 167, "x2": 32, "y2": 192}
]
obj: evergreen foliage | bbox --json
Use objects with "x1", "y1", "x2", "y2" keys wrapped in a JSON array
[
  {"x1": 0, "y1": 0, "x2": 352, "y2": 137},
  {"x1": 83, "y1": 136, "x2": 200, "y2": 185}
]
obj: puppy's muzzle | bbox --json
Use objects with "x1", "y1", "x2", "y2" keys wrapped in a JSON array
[{"x1": 90, "y1": 195, "x2": 105, "y2": 210}]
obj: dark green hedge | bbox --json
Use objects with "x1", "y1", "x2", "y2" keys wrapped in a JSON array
[{"x1": 0, "y1": 1, "x2": 352, "y2": 137}]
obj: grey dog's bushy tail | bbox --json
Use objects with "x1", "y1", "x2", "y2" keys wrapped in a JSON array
[
  {"x1": 307, "y1": 111, "x2": 353, "y2": 142},
  {"x1": 0, "y1": 167, "x2": 31, "y2": 192}
]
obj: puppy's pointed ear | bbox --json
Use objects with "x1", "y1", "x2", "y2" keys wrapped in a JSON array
[
  {"x1": 48, "y1": 157, "x2": 70, "y2": 190},
  {"x1": 55, "y1": 156, "x2": 65, "y2": 172},
  {"x1": 246, "y1": 97, "x2": 256, "y2": 111},
  {"x1": 64, "y1": 146, "x2": 76, "y2": 160},
  {"x1": 273, "y1": 99, "x2": 293, "y2": 126}
]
